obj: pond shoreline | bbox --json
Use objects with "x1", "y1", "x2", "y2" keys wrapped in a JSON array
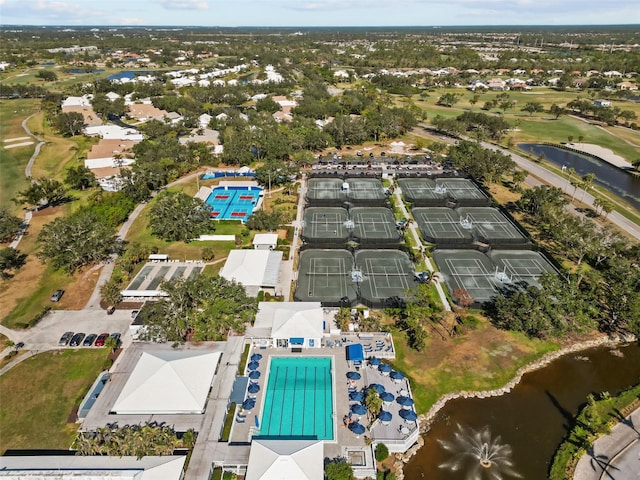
[{"x1": 392, "y1": 333, "x2": 636, "y2": 480}]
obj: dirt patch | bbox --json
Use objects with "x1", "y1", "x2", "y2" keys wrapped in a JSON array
[
  {"x1": 31, "y1": 205, "x2": 62, "y2": 218},
  {"x1": 61, "y1": 265, "x2": 101, "y2": 310}
]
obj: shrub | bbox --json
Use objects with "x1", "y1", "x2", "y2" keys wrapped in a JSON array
[{"x1": 375, "y1": 443, "x2": 389, "y2": 462}]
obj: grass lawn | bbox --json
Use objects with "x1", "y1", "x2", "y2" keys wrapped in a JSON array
[
  {"x1": 0, "y1": 99, "x2": 41, "y2": 213},
  {"x1": 388, "y1": 317, "x2": 559, "y2": 413},
  {"x1": 0, "y1": 349, "x2": 109, "y2": 453}
]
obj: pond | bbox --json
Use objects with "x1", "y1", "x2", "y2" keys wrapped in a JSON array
[
  {"x1": 404, "y1": 342, "x2": 640, "y2": 479},
  {"x1": 107, "y1": 70, "x2": 159, "y2": 81},
  {"x1": 519, "y1": 143, "x2": 640, "y2": 210}
]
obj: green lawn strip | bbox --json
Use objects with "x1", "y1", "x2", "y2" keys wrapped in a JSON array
[
  {"x1": 220, "y1": 403, "x2": 237, "y2": 442},
  {"x1": 389, "y1": 325, "x2": 558, "y2": 414},
  {"x1": 549, "y1": 383, "x2": 640, "y2": 480},
  {"x1": 0, "y1": 349, "x2": 109, "y2": 452},
  {"x1": 2, "y1": 265, "x2": 74, "y2": 329}
]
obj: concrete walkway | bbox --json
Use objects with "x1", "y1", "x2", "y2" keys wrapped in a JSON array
[
  {"x1": 392, "y1": 189, "x2": 452, "y2": 312},
  {"x1": 574, "y1": 407, "x2": 640, "y2": 480}
]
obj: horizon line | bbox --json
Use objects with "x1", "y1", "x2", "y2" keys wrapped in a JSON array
[{"x1": 1, "y1": 23, "x2": 639, "y2": 28}]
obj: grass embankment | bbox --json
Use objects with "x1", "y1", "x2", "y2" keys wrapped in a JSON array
[
  {"x1": 549, "y1": 383, "x2": 640, "y2": 480},
  {"x1": 388, "y1": 317, "x2": 559, "y2": 413},
  {"x1": 0, "y1": 349, "x2": 109, "y2": 453}
]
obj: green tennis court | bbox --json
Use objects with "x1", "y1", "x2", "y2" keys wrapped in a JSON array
[
  {"x1": 350, "y1": 207, "x2": 400, "y2": 245},
  {"x1": 345, "y1": 178, "x2": 387, "y2": 205},
  {"x1": 306, "y1": 178, "x2": 345, "y2": 205},
  {"x1": 436, "y1": 178, "x2": 490, "y2": 205},
  {"x1": 488, "y1": 250, "x2": 556, "y2": 288},
  {"x1": 302, "y1": 207, "x2": 350, "y2": 244},
  {"x1": 398, "y1": 178, "x2": 442, "y2": 206},
  {"x1": 355, "y1": 250, "x2": 415, "y2": 308},
  {"x1": 295, "y1": 249, "x2": 357, "y2": 306},
  {"x1": 412, "y1": 207, "x2": 474, "y2": 244},
  {"x1": 457, "y1": 207, "x2": 527, "y2": 244}
]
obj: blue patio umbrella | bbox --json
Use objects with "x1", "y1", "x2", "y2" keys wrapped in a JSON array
[
  {"x1": 397, "y1": 396, "x2": 414, "y2": 407},
  {"x1": 399, "y1": 409, "x2": 418, "y2": 421},
  {"x1": 349, "y1": 422, "x2": 366, "y2": 435},
  {"x1": 390, "y1": 370, "x2": 405, "y2": 381},
  {"x1": 254, "y1": 415, "x2": 260, "y2": 428},
  {"x1": 248, "y1": 370, "x2": 261, "y2": 379},
  {"x1": 369, "y1": 383, "x2": 385, "y2": 394},
  {"x1": 349, "y1": 391, "x2": 365, "y2": 402},
  {"x1": 248, "y1": 382, "x2": 260, "y2": 394},
  {"x1": 346, "y1": 371, "x2": 362, "y2": 380},
  {"x1": 351, "y1": 404, "x2": 367, "y2": 415},
  {"x1": 251, "y1": 353, "x2": 263, "y2": 361},
  {"x1": 379, "y1": 410, "x2": 393, "y2": 422},
  {"x1": 378, "y1": 363, "x2": 392, "y2": 374},
  {"x1": 380, "y1": 391, "x2": 395, "y2": 403},
  {"x1": 369, "y1": 357, "x2": 381, "y2": 366},
  {"x1": 247, "y1": 361, "x2": 259, "y2": 371},
  {"x1": 242, "y1": 398, "x2": 256, "y2": 410}
]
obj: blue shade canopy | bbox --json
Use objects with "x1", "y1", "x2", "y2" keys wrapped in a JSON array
[
  {"x1": 242, "y1": 398, "x2": 256, "y2": 410},
  {"x1": 399, "y1": 409, "x2": 418, "y2": 421},
  {"x1": 379, "y1": 363, "x2": 392, "y2": 373},
  {"x1": 380, "y1": 391, "x2": 395, "y2": 402},
  {"x1": 347, "y1": 371, "x2": 362, "y2": 380},
  {"x1": 390, "y1": 370, "x2": 405, "y2": 380},
  {"x1": 397, "y1": 396, "x2": 414, "y2": 406},
  {"x1": 248, "y1": 370, "x2": 261, "y2": 379},
  {"x1": 349, "y1": 422, "x2": 366, "y2": 435},
  {"x1": 379, "y1": 410, "x2": 393, "y2": 422},
  {"x1": 369, "y1": 357, "x2": 381, "y2": 366},
  {"x1": 247, "y1": 361, "x2": 260, "y2": 371},
  {"x1": 349, "y1": 391, "x2": 365, "y2": 402},
  {"x1": 248, "y1": 383, "x2": 260, "y2": 394},
  {"x1": 351, "y1": 404, "x2": 367, "y2": 415},
  {"x1": 346, "y1": 343, "x2": 364, "y2": 361},
  {"x1": 369, "y1": 384, "x2": 385, "y2": 394},
  {"x1": 251, "y1": 353, "x2": 263, "y2": 361}
]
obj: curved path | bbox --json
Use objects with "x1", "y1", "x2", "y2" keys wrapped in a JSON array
[
  {"x1": 480, "y1": 141, "x2": 640, "y2": 240},
  {"x1": 9, "y1": 113, "x2": 45, "y2": 250},
  {"x1": 574, "y1": 406, "x2": 640, "y2": 480}
]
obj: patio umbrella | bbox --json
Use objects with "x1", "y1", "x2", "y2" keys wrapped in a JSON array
[
  {"x1": 369, "y1": 357, "x2": 381, "y2": 366},
  {"x1": 397, "y1": 396, "x2": 414, "y2": 407},
  {"x1": 390, "y1": 370, "x2": 405, "y2": 381},
  {"x1": 399, "y1": 409, "x2": 418, "y2": 422},
  {"x1": 346, "y1": 371, "x2": 362, "y2": 380},
  {"x1": 349, "y1": 422, "x2": 366, "y2": 435},
  {"x1": 378, "y1": 363, "x2": 392, "y2": 374},
  {"x1": 369, "y1": 383, "x2": 385, "y2": 394},
  {"x1": 379, "y1": 410, "x2": 393, "y2": 423},
  {"x1": 248, "y1": 382, "x2": 260, "y2": 394},
  {"x1": 349, "y1": 391, "x2": 365, "y2": 402},
  {"x1": 351, "y1": 404, "x2": 367, "y2": 415},
  {"x1": 242, "y1": 398, "x2": 256, "y2": 410},
  {"x1": 248, "y1": 370, "x2": 261, "y2": 379},
  {"x1": 254, "y1": 415, "x2": 260, "y2": 428},
  {"x1": 247, "y1": 361, "x2": 259, "y2": 371},
  {"x1": 380, "y1": 391, "x2": 395, "y2": 403},
  {"x1": 251, "y1": 353, "x2": 263, "y2": 361}
]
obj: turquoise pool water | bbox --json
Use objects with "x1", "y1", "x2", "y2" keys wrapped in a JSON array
[{"x1": 260, "y1": 357, "x2": 334, "y2": 440}]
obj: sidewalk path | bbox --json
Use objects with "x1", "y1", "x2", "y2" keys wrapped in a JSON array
[
  {"x1": 573, "y1": 406, "x2": 640, "y2": 480},
  {"x1": 9, "y1": 113, "x2": 45, "y2": 250}
]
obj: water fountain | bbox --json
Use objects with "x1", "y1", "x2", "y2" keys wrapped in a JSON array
[{"x1": 438, "y1": 424, "x2": 521, "y2": 480}]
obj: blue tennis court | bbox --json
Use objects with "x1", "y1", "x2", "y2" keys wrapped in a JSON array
[
  {"x1": 260, "y1": 357, "x2": 334, "y2": 440},
  {"x1": 205, "y1": 186, "x2": 262, "y2": 222}
]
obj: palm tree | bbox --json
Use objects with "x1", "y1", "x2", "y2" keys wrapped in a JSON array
[
  {"x1": 512, "y1": 170, "x2": 527, "y2": 190},
  {"x1": 565, "y1": 167, "x2": 576, "y2": 193},
  {"x1": 364, "y1": 387, "x2": 383, "y2": 423},
  {"x1": 580, "y1": 173, "x2": 596, "y2": 203}
]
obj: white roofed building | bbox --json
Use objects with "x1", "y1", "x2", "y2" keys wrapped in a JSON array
[
  {"x1": 220, "y1": 250, "x2": 283, "y2": 297},
  {"x1": 245, "y1": 439, "x2": 323, "y2": 480},
  {"x1": 253, "y1": 233, "x2": 278, "y2": 250},
  {"x1": 248, "y1": 302, "x2": 324, "y2": 349}
]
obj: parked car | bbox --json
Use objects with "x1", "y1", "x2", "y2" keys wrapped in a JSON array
[
  {"x1": 94, "y1": 333, "x2": 109, "y2": 347},
  {"x1": 50, "y1": 289, "x2": 65, "y2": 302},
  {"x1": 69, "y1": 333, "x2": 85, "y2": 347},
  {"x1": 109, "y1": 332, "x2": 121, "y2": 348},
  {"x1": 58, "y1": 331, "x2": 74, "y2": 346},
  {"x1": 106, "y1": 305, "x2": 116, "y2": 315},
  {"x1": 83, "y1": 334, "x2": 97, "y2": 347}
]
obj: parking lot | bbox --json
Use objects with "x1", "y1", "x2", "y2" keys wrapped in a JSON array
[{"x1": 11, "y1": 309, "x2": 135, "y2": 351}]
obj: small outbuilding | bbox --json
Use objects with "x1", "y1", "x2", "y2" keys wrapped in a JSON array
[
  {"x1": 245, "y1": 439, "x2": 323, "y2": 480},
  {"x1": 219, "y1": 250, "x2": 283, "y2": 297},
  {"x1": 249, "y1": 302, "x2": 324, "y2": 349},
  {"x1": 252, "y1": 233, "x2": 278, "y2": 250}
]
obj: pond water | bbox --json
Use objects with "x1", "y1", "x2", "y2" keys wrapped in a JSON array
[
  {"x1": 107, "y1": 70, "x2": 159, "y2": 81},
  {"x1": 404, "y1": 342, "x2": 640, "y2": 479},
  {"x1": 518, "y1": 143, "x2": 640, "y2": 210}
]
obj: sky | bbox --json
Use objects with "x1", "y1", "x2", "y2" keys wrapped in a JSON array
[{"x1": 0, "y1": 0, "x2": 638, "y2": 27}]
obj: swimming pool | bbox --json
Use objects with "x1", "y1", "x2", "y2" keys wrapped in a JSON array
[
  {"x1": 260, "y1": 357, "x2": 334, "y2": 440},
  {"x1": 205, "y1": 186, "x2": 262, "y2": 222}
]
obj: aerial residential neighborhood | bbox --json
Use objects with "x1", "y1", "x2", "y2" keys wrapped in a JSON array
[{"x1": 0, "y1": 11, "x2": 639, "y2": 480}]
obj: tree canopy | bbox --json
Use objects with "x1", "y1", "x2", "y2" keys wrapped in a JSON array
[{"x1": 148, "y1": 191, "x2": 211, "y2": 242}]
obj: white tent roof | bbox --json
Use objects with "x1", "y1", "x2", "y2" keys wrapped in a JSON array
[
  {"x1": 253, "y1": 233, "x2": 278, "y2": 247},
  {"x1": 253, "y1": 302, "x2": 323, "y2": 340},
  {"x1": 0, "y1": 456, "x2": 186, "y2": 479},
  {"x1": 113, "y1": 350, "x2": 221, "y2": 414},
  {"x1": 245, "y1": 439, "x2": 323, "y2": 480},
  {"x1": 220, "y1": 250, "x2": 282, "y2": 289}
]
